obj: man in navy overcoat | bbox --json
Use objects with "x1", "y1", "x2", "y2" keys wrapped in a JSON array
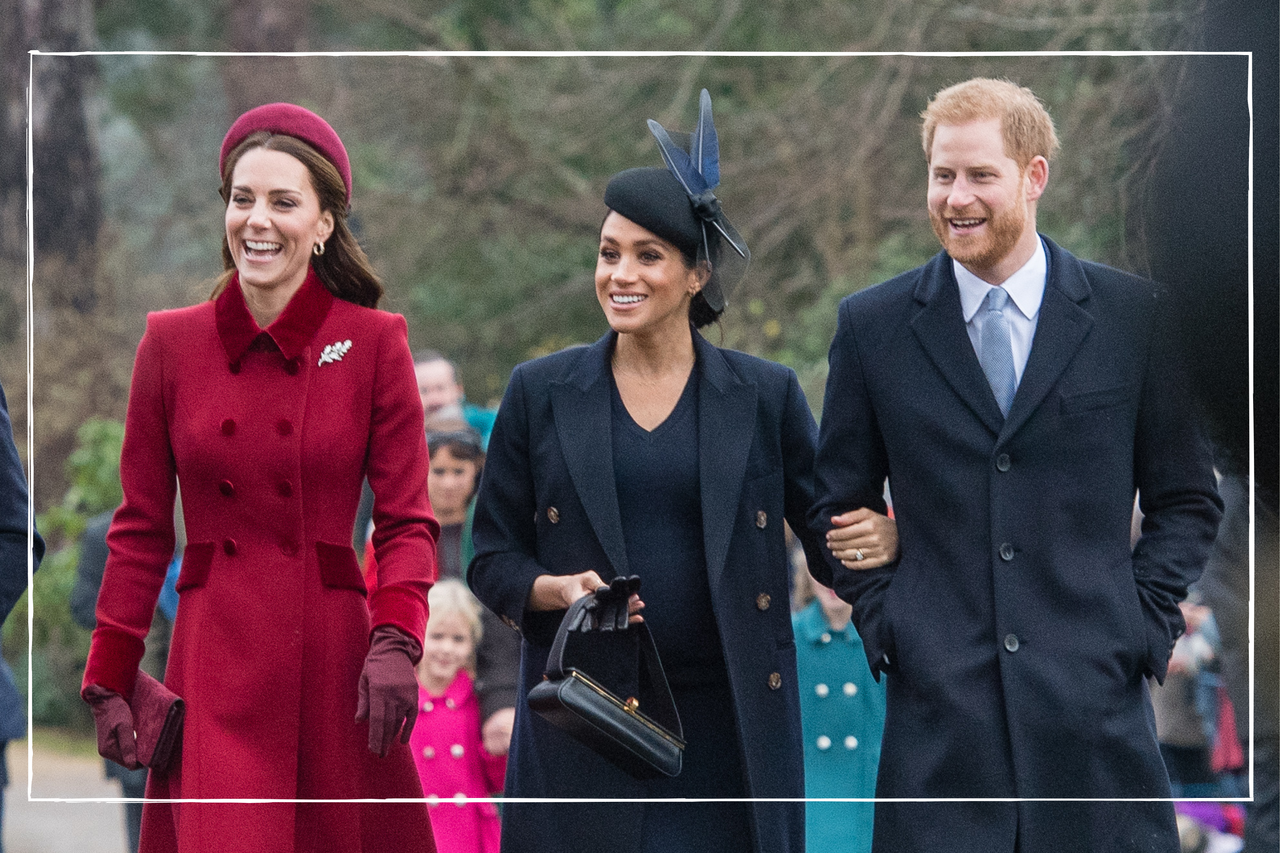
[{"x1": 811, "y1": 78, "x2": 1223, "y2": 852}]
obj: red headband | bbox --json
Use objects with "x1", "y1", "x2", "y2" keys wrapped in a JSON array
[{"x1": 219, "y1": 103, "x2": 351, "y2": 202}]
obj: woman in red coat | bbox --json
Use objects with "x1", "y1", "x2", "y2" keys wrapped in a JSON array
[{"x1": 81, "y1": 103, "x2": 439, "y2": 853}]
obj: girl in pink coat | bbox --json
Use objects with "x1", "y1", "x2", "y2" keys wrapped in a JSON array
[{"x1": 412, "y1": 580, "x2": 507, "y2": 853}]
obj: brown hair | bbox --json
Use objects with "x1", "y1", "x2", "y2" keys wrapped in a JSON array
[
  {"x1": 213, "y1": 131, "x2": 384, "y2": 308},
  {"x1": 920, "y1": 78, "x2": 1060, "y2": 169}
]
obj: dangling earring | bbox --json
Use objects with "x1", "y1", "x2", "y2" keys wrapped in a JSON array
[{"x1": 313, "y1": 241, "x2": 326, "y2": 256}]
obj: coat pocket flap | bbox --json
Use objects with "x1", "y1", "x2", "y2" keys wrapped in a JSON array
[
  {"x1": 175, "y1": 542, "x2": 214, "y2": 592},
  {"x1": 316, "y1": 541, "x2": 367, "y2": 595}
]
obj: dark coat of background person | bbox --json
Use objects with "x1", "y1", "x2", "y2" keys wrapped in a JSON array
[
  {"x1": 70, "y1": 509, "x2": 170, "y2": 853},
  {"x1": 469, "y1": 331, "x2": 828, "y2": 853},
  {"x1": 812, "y1": 237, "x2": 1223, "y2": 853},
  {"x1": 1138, "y1": 7, "x2": 1279, "y2": 849},
  {"x1": 0, "y1": 379, "x2": 42, "y2": 853},
  {"x1": 0, "y1": 380, "x2": 41, "y2": 621}
]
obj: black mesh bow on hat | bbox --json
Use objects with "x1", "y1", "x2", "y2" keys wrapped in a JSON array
[
  {"x1": 650, "y1": 89, "x2": 747, "y2": 312},
  {"x1": 643, "y1": 89, "x2": 751, "y2": 314}
]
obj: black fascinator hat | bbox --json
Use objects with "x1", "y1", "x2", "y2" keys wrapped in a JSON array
[{"x1": 603, "y1": 89, "x2": 750, "y2": 321}]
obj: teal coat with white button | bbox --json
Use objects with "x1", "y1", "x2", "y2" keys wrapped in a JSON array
[
  {"x1": 793, "y1": 600, "x2": 884, "y2": 853},
  {"x1": 469, "y1": 330, "x2": 830, "y2": 853}
]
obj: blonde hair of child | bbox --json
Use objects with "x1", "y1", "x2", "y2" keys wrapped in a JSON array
[{"x1": 426, "y1": 579, "x2": 484, "y2": 676}]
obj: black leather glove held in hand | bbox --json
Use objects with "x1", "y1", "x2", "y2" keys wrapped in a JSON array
[
  {"x1": 355, "y1": 625, "x2": 423, "y2": 757},
  {"x1": 83, "y1": 683, "x2": 140, "y2": 770},
  {"x1": 567, "y1": 575, "x2": 642, "y2": 632}
]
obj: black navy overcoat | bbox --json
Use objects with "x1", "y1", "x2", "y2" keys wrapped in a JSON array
[
  {"x1": 811, "y1": 238, "x2": 1223, "y2": 853},
  {"x1": 469, "y1": 330, "x2": 827, "y2": 853}
]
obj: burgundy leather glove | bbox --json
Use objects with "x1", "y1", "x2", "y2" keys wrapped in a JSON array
[
  {"x1": 356, "y1": 625, "x2": 423, "y2": 757},
  {"x1": 83, "y1": 683, "x2": 140, "y2": 770}
]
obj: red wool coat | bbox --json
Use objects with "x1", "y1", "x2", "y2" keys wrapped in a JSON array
[{"x1": 83, "y1": 271, "x2": 440, "y2": 853}]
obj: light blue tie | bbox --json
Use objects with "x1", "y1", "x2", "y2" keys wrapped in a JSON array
[{"x1": 979, "y1": 287, "x2": 1016, "y2": 416}]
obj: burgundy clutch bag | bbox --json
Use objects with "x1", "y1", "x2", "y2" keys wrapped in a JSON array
[{"x1": 130, "y1": 671, "x2": 184, "y2": 772}]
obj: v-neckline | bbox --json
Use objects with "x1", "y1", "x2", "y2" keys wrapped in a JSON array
[{"x1": 611, "y1": 363, "x2": 698, "y2": 437}]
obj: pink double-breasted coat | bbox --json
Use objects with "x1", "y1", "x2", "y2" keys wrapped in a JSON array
[{"x1": 84, "y1": 270, "x2": 440, "y2": 852}]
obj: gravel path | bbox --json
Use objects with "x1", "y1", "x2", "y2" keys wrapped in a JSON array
[{"x1": 4, "y1": 736, "x2": 130, "y2": 853}]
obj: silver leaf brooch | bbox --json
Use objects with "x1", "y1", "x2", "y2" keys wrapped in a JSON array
[{"x1": 318, "y1": 339, "x2": 353, "y2": 366}]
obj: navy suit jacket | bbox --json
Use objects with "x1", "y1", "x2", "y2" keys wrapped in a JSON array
[
  {"x1": 811, "y1": 238, "x2": 1222, "y2": 853},
  {"x1": 470, "y1": 330, "x2": 826, "y2": 853}
]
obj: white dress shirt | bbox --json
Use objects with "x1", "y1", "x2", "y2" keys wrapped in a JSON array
[{"x1": 955, "y1": 238, "x2": 1047, "y2": 385}]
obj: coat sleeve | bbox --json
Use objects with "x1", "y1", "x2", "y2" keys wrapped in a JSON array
[
  {"x1": 810, "y1": 296, "x2": 897, "y2": 678},
  {"x1": 364, "y1": 313, "x2": 438, "y2": 643},
  {"x1": 778, "y1": 369, "x2": 830, "y2": 588},
  {"x1": 467, "y1": 365, "x2": 551, "y2": 633},
  {"x1": 83, "y1": 316, "x2": 178, "y2": 699},
  {"x1": 0, "y1": 379, "x2": 39, "y2": 624},
  {"x1": 1130, "y1": 293, "x2": 1223, "y2": 683}
]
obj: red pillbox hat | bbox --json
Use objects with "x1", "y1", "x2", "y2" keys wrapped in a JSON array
[{"x1": 219, "y1": 103, "x2": 351, "y2": 202}]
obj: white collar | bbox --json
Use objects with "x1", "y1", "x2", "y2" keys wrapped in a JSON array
[{"x1": 956, "y1": 238, "x2": 1047, "y2": 323}]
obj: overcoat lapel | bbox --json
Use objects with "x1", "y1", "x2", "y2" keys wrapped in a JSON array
[
  {"x1": 1000, "y1": 238, "x2": 1094, "y2": 440},
  {"x1": 694, "y1": 334, "x2": 758, "y2": 591},
  {"x1": 549, "y1": 335, "x2": 628, "y2": 580},
  {"x1": 908, "y1": 254, "x2": 1006, "y2": 436}
]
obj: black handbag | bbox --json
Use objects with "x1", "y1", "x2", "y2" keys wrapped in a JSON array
[{"x1": 527, "y1": 593, "x2": 685, "y2": 779}]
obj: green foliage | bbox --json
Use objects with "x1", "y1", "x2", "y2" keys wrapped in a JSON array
[{"x1": 5, "y1": 417, "x2": 124, "y2": 732}]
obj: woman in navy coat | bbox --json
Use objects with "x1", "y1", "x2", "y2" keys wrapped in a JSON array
[{"x1": 468, "y1": 93, "x2": 896, "y2": 853}]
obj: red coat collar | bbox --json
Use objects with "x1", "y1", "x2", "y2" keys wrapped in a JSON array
[{"x1": 215, "y1": 268, "x2": 335, "y2": 365}]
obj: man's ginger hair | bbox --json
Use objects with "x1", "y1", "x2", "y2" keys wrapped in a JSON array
[{"x1": 921, "y1": 78, "x2": 1060, "y2": 168}]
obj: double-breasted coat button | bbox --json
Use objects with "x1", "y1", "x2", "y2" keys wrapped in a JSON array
[
  {"x1": 218, "y1": 480, "x2": 235, "y2": 497},
  {"x1": 756, "y1": 511, "x2": 767, "y2": 529},
  {"x1": 814, "y1": 683, "x2": 829, "y2": 698},
  {"x1": 277, "y1": 481, "x2": 294, "y2": 497},
  {"x1": 816, "y1": 735, "x2": 832, "y2": 750},
  {"x1": 276, "y1": 419, "x2": 293, "y2": 436},
  {"x1": 996, "y1": 453, "x2": 1012, "y2": 472},
  {"x1": 845, "y1": 736, "x2": 858, "y2": 750},
  {"x1": 999, "y1": 542, "x2": 1015, "y2": 561},
  {"x1": 843, "y1": 682, "x2": 857, "y2": 696},
  {"x1": 222, "y1": 538, "x2": 238, "y2": 556},
  {"x1": 423, "y1": 699, "x2": 434, "y2": 712},
  {"x1": 285, "y1": 358, "x2": 300, "y2": 376},
  {"x1": 445, "y1": 698, "x2": 456, "y2": 709},
  {"x1": 221, "y1": 419, "x2": 236, "y2": 436},
  {"x1": 422, "y1": 745, "x2": 435, "y2": 758},
  {"x1": 820, "y1": 632, "x2": 832, "y2": 644},
  {"x1": 1004, "y1": 634, "x2": 1020, "y2": 652},
  {"x1": 756, "y1": 593, "x2": 771, "y2": 611},
  {"x1": 547, "y1": 507, "x2": 560, "y2": 524},
  {"x1": 450, "y1": 744, "x2": 464, "y2": 758},
  {"x1": 229, "y1": 360, "x2": 241, "y2": 375},
  {"x1": 281, "y1": 541, "x2": 299, "y2": 557},
  {"x1": 768, "y1": 672, "x2": 782, "y2": 690}
]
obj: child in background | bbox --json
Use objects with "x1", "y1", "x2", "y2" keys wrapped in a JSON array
[
  {"x1": 792, "y1": 560, "x2": 886, "y2": 853},
  {"x1": 411, "y1": 579, "x2": 506, "y2": 853}
]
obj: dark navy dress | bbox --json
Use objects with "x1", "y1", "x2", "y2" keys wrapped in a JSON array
[{"x1": 610, "y1": 364, "x2": 753, "y2": 851}]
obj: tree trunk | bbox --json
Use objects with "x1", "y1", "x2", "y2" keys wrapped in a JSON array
[{"x1": 28, "y1": 0, "x2": 100, "y2": 314}]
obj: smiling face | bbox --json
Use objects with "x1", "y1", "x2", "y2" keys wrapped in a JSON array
[
  {"x1": 595, "y1": 212, "x2": 706, "y2": 339},
  {"x1": 926, "y1": 117, "x2": 1047, "y2": 284},
  {"x1": 418, "y1": 611, "x2": 475, "y2": 694},
  {"x1": 225, "y1": 147, "x2": 335, "y2": 309}
]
